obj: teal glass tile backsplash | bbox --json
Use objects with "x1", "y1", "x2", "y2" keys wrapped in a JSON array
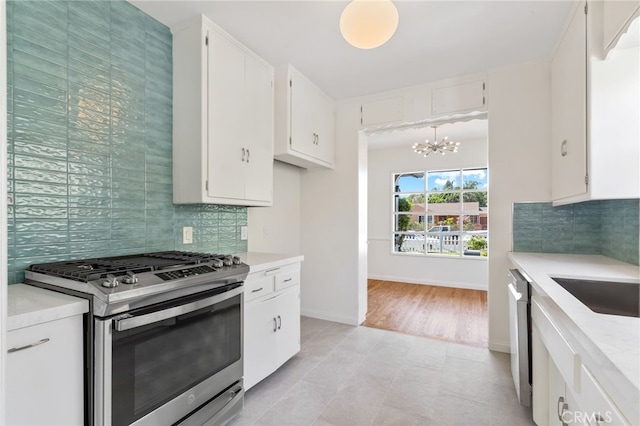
[
  {"x1": 513, "y1": 200, "x2": 639, "y2": 265},
  {"x1": 6, "y1": 0, "x2": 248, "y2": 284}
]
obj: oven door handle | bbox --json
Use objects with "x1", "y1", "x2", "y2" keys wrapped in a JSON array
[{"x1": 114, "y1": 285, "x2": 243, "y2": 332}]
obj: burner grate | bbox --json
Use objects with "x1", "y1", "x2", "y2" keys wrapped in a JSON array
[{"x1": 27, "y1": 251, "x2": 226, "y2": 282}]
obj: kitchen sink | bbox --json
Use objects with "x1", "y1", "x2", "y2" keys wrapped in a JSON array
[{"x1": 551, "y1": 277, "x2": 640, "y2": 318}]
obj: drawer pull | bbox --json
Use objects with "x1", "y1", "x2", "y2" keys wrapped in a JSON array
[
  {"x1": 264, "y1": 268, "x2": 280, "y2": 276},
  {"x1": 283, "y1": 278, "x2": 292, "y2": 283},
  {"x1": 8, "y1": 338, "x2": 50, "y2": 353},
  {"x1": 251, "y1": 287, "x2": 263, "y2": 293}
]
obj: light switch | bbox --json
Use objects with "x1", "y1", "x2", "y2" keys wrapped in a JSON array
[
  {"x1": 182, "y1": 226, "x2": 193, "y2": 244},
  {"x1": 240, "y1": 226, "x2": 248, "y2": 241}
]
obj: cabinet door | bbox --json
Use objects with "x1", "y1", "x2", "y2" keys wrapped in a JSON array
[
  {"x1": 244, "y1": 55, "x2": 273, "y2": 203},
  {"x1": 6, "y1": 316, "x2": 84, "y2": 425},
  {"x1": 548, "y1": 357, "x2": 568, "y2": 426},
  {"x1": 289, "y1": 69, "x2": 320, "y2": 159},
  {"x1": 314, "y1": 94, "x2": 335, "y2": 165},
  {"x1": 361, "y1": 96, "x2": 405, "y2": 126},
  {"x1": 551, "y1": 3, "x2": 588, "y2": 201},
  {"x1": 207, "y1": 29, "x2": 246, "y2": 201},
  {"x1": 275, "y1": 286, "x2": 301, "y2": 365},
  {"x1": 431, "y1": 80, "x2": 485, "y2": 116},
  {"x1": 244, "y1": 297, "x2": 277, "y2": 390}
]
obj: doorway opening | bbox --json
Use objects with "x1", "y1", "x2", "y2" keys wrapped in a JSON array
[{"x1": 364, "y1": 118, "x2": 489, "y2": 347}]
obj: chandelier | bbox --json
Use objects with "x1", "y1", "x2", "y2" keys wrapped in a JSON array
[{"x1": 412, "y1": 126, "x2": 460, "y2": 156}]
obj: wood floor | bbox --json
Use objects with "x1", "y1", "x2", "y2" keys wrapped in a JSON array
[{"x1": 363, "y1": 279, "x2": 489, "y2": 347}]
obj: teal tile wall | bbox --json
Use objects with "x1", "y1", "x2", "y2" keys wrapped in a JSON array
[
  {"x1": 6, "y1": 0, "x2": 247, "y2": 284},
  {"x1": 513, "y1": 200, "x2": 639, "y2": 265}
]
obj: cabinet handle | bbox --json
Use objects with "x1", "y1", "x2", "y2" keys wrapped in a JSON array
[
  {"x1": 272, "y1": 317, "x2": 277, "y2": 332},
  {"x1": 241, "y1": 147, "x2": 246, "y2": 162},
  {"x1": 557, "y1": 396, "x2": 564, "y2": 421},
  {"x1": 264, "y1": 268, "x2": 280, "y2": 276},
  {"x1": 246, "y1": 149, "x2": 250, "y2": 163},
  {"x1": 557, "y1": 396, "x2": 569, "y2": 426},
  {"x1": 277, "y1": 315, "x2": 282, "y2": 330},
  {"x1": 283, "y1": 278, "x2": 292, "y2": 283},
  {"x1": 560, "y1": 140, "x2": 568, "y2": 157},
  {"x1": 251, "y1": 287, "x2": 263, "y2": 293},
  {"x1": 8, "y1": 338, "x2": 50, "y2": 353},
  {"x1": 316, "y1": 133, "x2": 319, "y2": 145}
]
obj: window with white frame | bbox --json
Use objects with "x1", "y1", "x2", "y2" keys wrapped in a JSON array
[{"x1": 392, "y1": 168, "x2": 488, "y2": 257}]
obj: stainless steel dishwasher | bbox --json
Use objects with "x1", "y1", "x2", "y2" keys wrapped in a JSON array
[{"x1": 508, "y1": 268, "x2": 532, "y2": 408}]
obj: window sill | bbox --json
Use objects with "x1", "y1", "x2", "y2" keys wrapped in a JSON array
[{"x1": 389, "y1": 252, "x2": 489, "y2": 261}]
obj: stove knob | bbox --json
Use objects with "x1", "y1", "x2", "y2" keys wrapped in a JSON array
[
  {"x1": 102, "y1": 274, "x2": 119, "y2": 288},
  {"x1": 222, "y1": 256, "x2": 233, "y2": 266},
  {"x1": 211, "y1": 259, "x2": 223, "y2": 268},
  {"x1": 121, "y1": 271, "x2": 139, "y2": 284},
  {"x1": 232, "y1": 256, "x2": 242, "y2": 265}
]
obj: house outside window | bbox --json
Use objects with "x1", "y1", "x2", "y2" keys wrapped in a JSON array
[{"x1": 393, "y1": 168, "x2": 488, "y2": 257}]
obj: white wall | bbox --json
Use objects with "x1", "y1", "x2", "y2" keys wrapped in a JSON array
[
  {"x1": 298, "y1": 102, "x2": 366, "y2": 325},
  {"x1": 486, "y1": 61, "x2": 552, "y2": 352},
  {"x1": 368, "y1": 138, "x2": 488, "y2": 290},
  {"x1": 248, "y1": 160, "x2": 301, "y2": 255}
]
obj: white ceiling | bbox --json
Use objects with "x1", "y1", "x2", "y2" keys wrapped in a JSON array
[{"x1": 130, "y1": 0, "x2": 574, "y2": 101}]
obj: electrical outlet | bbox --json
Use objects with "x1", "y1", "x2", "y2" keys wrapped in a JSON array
[
  {"x1": 240, "y1": 226, "x2": 248, "y2": 241},
  {"x1": 182, "y1": 226, "x2": 193, "y2": 244}
]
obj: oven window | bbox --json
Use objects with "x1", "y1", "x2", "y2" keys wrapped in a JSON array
[{"x1": 111, "y1": 294, "x2": 241, "y2": 426}]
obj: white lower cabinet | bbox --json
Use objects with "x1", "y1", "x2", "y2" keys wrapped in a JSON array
[
  {"x1": 532, "y1": 294, "x2": 631, "y2": 426},
  {"x1": 243, "y1": 262, "x2": 301, "y2": 390},
  {"x1": 547, "y1": 355, "x2": 588, "y2": 426},
  {"x1": 6, "y1": 315, "x2": 85, "y2": 425}
]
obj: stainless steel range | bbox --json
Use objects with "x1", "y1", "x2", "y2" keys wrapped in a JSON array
[{"x1": 25, "y1": 251, "x2": 249, "y2": 426}]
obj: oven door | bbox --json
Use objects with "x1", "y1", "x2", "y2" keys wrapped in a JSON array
[{"x1": 94, "y1": 283, "x2": 244, "y2": 426}]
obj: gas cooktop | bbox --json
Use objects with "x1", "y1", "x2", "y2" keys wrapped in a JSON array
[
  {"x1": 28, "y1": 251, "x2": 239, "y2": 283},
  {"x1": 25, "y1": 251, "x2": 249, "y2": 317}
]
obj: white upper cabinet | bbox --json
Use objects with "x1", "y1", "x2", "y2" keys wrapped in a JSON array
[
  {"x1": 551, "y1": 1, "x2": 639, "y2": 205},
  {"x1": 274, "y1": 65, "x2": 335, "y2": 169},
  {"x1": 172, "y1": 16, "x2": 274, "y2": 206},
  {"x1": 431, "y1": 80, "x2": 486, "y2": 116},
  {"x1": 361, "y1": 96, "x2": 405, "y2": 126},
  {"x1": 551, "y1": 1, "x2": 589, "y2": 202},
  {"x1": 358, "y1": 77, "x2": 486, "y2": 129}
]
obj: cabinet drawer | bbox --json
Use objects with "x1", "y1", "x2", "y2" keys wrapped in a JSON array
[
  {"x1": 532, "y1": 297, "x2": 580, "y2": 390},
  {"x1": 579, "y1": 365, "x2": 629, "y2": 426},
  {"x1": 245, "y1": 275, "x2": 274, "y2": 302},
  {"x1": 275, "y1": 270, "x2": 300, "y2": 292}
]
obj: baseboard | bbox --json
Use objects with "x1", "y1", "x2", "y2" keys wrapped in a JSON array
[
  {"x1": 300, "y1": 308, "x2": 361, "y2": 326},
  {"x1": 489, "y1": 340, "x2": 511, "y2": 353},
  {"x1": 367, "y1": 274, "x2": 488, "y2": 291}
]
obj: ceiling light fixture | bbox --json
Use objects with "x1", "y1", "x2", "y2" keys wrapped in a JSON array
[
  {"x1": 340, "y1": 0, "x2": 399, "y2": 49},
  {"x1": 412, "y1": 126, "x2": 461, "y2": 156}
]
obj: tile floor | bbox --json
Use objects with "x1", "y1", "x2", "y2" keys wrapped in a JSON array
[{"x1": 229, "y1": 317, "x2": 534, "y2": 426}]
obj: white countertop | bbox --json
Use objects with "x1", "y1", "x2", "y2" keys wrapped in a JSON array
[
  {"x1": 234, "y1": 252, "x2": 304, "y2": 272},
  {"x1": 508, "y1": 253, "x2": 639, "y2": 422},
  {"x1": 7, "y1": 284, "x2": 89, "y2": 332}
]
